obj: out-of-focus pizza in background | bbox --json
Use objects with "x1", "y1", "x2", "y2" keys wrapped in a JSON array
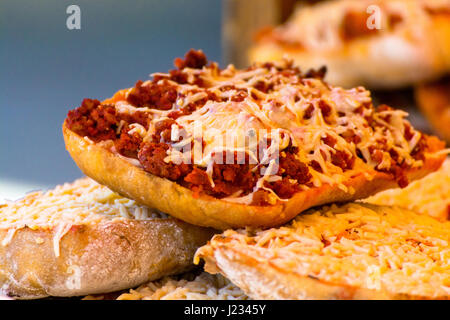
[{"x1": 223, "y1": 0, "x2": 450, "y2": 142}]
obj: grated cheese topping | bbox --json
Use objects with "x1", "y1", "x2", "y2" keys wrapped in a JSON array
[
  {"x1": 106, "y1": 53, "x2": 444, "y2": 204},
  {"x1": 0, "y1": 178, "x2": 168, "y2": 256},
  {"x1": 196, "y1": 203, "x2": 450, "y2": 298},
  {"x1": 365, "y1": 158, "x2": 450, "y2": 221}
]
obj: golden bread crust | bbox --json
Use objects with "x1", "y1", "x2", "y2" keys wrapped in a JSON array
[
  {"x1": 196, "y1": 203, "x2": 450, "y2": 300},
  {"x1": 201, "y1": 245, "x2": 448, "y2": 300},
  {"x1": 201, "y1": 246, "x2": 404, "y2": 300}
]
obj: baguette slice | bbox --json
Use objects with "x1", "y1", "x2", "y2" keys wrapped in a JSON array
[
  {"x1": 196, "y1": 203, "x2": 450, "y2": 300},
  {"x1": 0, "y1": 178, "x2": 215, "y2": 299}
]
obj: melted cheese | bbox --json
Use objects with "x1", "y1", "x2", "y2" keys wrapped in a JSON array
[
  {"x1": 128, "y1": 123, "x2": 147, "y2": 139},
  {"x1": 110, "y1": 56, "x2": 446, "y2": 204},
  {"x1": 197, "y1": 202, "x2": 450, "y2": 298}
]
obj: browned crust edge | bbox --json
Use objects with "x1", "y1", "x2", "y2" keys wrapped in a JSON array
[
  {"x1": 0, "y1": 218, "x2": 215, "y2": 299},
  {"x1": 63, "y1": 121, "x2": 446, "y2": 230}
]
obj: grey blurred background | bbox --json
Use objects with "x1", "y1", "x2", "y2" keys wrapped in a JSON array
[{"x1": 0, "y1": 0, "x2": 222, "y2": 199}]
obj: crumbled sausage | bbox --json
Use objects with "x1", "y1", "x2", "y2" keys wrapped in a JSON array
[
  {"x1": 138, "y1": 142, "x2": 191, "y2": 181},
  {"x1": 114, "y1": 127, "x2": 142, "y2": 159},
  {"x1": 66, "y1": 99, "x2": 118, "y2": 141},
  {"x1": 174, "y1": 49, "x2": 208, "y2": 69},
  {"x1": 126, "y1": 80, "x2": 177, "y2": 110}
]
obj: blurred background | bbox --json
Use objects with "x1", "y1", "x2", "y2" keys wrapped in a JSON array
[
  {"x1": 1, "y1": 0, "x2": 449, "y2": 202},
  {"x1": 0, "y1": 0, "x2": 222, "y2": 201}
]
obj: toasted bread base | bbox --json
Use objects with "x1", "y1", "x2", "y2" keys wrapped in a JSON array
[
  {"x1": 196, "y1": 203, "x2": 450, "y2": 300},
  {"x1": 201, "y1": 244, "x2": 444, "y2": 300},
  {"x1": 63, "y1": 122, "x2": 446, "y2": 230},
  {"x1": 0, "y1": 218, "x2": 214, "y2": 299}
]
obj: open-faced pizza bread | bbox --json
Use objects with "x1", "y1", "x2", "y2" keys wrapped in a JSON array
[
  {"x1": 415, "y1": 76, "x2": 450, "y2": 143},
  {"x1": 63, "y1": 49, "x2": 447, "y2": 230},
  {"x1": 195, "y1": 202, "x2": 450, "y2": 300},
  {"x1": 249, "y1": 0, "x2": 450, "y2": 89},
  {"x1": 0, "y1": 178, "x2": 215, "y2": 299}
]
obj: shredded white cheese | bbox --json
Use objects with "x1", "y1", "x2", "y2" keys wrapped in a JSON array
[
  {"x1": 110, "y1": 55, "x2": 441, "y2": 204},
  {"x1": 197, "y1": 202, "x2": 450, "y2": 299},
  {"x1": 0, "y1": 178, "x2": 168, "y2": 256}
]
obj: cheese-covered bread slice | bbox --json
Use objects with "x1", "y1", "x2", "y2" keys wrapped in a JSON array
[
  {"x1": 196, "y1": 203, "x2": 450, "y2": 299},
  {"x1": 0, "y1": 178, "x2": 215, "y2": 299},
  {"x1": 63, "y1": 49, "x2": 447, "y2": 229}
]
